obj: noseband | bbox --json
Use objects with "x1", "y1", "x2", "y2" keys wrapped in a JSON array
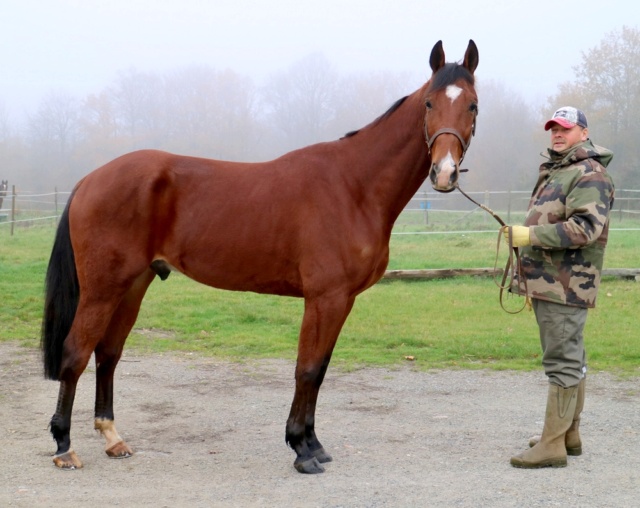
[{"x1": 423, "y1": 111, "x2": 477, "y2": 164}]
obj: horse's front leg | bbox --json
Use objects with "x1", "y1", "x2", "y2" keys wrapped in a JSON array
[{"x1": 286, "y1": 292, "x2": 354, "y2": 473}]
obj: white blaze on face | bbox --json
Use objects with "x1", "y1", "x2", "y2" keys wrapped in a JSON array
[
  {"x1": 434, "y1": 150, "x2": 457, "y2": 189},
  {"x1": 446, "y1": 84, "x2": 462, "y2": 103},
  {"x1": 430, "y1": 85, "x2": 464, "y2": 190}
]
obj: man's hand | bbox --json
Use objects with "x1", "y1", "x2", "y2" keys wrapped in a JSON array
[{"x1": 502, "y1": 225, "x2": 531, "y2": 247}]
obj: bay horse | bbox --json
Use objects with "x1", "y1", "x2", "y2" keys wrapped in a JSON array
[{"x1": 42, "y1": 40, "x2": 479, "y2": 474}]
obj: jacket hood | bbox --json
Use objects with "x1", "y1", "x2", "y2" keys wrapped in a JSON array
[{"x1": 544, "y1": 139, "x2": 614, "y2": 169}]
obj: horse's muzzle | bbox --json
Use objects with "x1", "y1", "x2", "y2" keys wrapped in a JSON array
[{"x1": 429, "y1": 161, "x2": 458, "y2": 193}]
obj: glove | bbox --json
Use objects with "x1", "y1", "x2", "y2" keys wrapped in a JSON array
[{"x1": 502, "y1": 225, "x2": 531, "y2": 247}]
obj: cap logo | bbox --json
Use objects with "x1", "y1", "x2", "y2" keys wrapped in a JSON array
[{"x1": 553, "y1": 107, "x2": 579, "y2": 124}]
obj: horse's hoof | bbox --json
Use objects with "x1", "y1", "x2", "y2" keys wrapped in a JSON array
[
  {"x1": 53, "y1": 450, "x2": 83, "y2": 469},
  {"x1": 311, "y1": 447, "x2": 333, "y2": 463},
  {"x1": 294, "y1": 456, "x2": 325, "y2": 474},
  {"x1": 106, "y1": 440, "x2": 133, "y2": 459}
]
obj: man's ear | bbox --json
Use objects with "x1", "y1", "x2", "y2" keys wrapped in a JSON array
[{"x1": 581, "y1": 128, "x2": 589, "y2": 141}]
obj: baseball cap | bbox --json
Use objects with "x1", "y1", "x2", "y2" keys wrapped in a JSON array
[{"x1": 544, "y1": 107, "x2": 588, "y2": 131}]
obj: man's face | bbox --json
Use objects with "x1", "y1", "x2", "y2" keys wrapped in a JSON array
[{"x1": 549, "y1": 124, "x2": 588, "y2": 152}]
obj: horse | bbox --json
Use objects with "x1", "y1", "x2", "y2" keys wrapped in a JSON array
[{"x1": 41, "y1": 40, "x2": 479, "y2": 474}]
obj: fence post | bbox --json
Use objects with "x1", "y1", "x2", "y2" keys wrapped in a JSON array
[
  {"x1": 619, "y1": 192, "x2": 623, "y2": 222},
  {"x1": 423, "y1": 190, "x2": 429, "y2": 225},
  {"x1": 483, "y1": 190, "x2": 489, "y2": 225},
  {"x1": 10, "y1": 185, "x2": 16, "y2": 236}
]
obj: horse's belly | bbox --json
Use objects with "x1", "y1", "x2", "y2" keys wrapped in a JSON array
[{"x1": 159, "y1": 248, "x2": 304, "y2": 297}]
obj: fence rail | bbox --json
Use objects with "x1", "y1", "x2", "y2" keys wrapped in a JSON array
[
  {"x1": 2, "y1": 187, "x2": 640, "y2": 236},
  {"x1": 0, "y1": 187, "x2": 71, "y2": 235},
  {"x1": 383, "y1": 268, "x2": 640, "y2": 281}
]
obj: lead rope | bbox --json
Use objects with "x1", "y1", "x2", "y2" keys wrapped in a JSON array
[{"x1": 455, "y1": 182, "x2": 531, "y2": 314}]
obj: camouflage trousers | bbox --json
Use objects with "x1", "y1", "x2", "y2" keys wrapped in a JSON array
[{"x1": 532, "y1": 299, "x2": 588, "y2": 388}]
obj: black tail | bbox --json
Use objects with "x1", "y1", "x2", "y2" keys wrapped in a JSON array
[{"x1": 41, "y1": 195, "x2": 79, "y2": 380}]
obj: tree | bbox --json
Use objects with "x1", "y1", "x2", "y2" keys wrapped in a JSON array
[
  {"x1": 26, "y1": 91, "x2": 80, "y2": 188},
  {"x1": 75, "y1": 91, "x2": 130, "y2": 171},
  {"x1": 110, "y1": 68, "x2": 166, "y2": 150},
  {"x1": 164, "y1": 66, "x2": 258, "y2": 161},
  {"x1": 0, "y1": 101, "x2": 11, "y2": 140},
  {"x1": 0, "y1": 100, "x2": 28, "y2": 193},
  {"x1": 330, "y1": 70, "x2": 415, "y2": 138},
  {"x1": 262, "y1": 53, "x2": 339, "y2": 152},
  {"x1": 462, "y1": 79, "x2": 539, "y2": 193},
  {"x1": 547, "y1": 26, "x2": 640, "y2": 188}
]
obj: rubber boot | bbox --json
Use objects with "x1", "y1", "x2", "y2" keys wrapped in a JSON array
[
  {"x1": 528, "y1": 377, "x2": 585, "y2": 456},
  {"x1": 511, "y1": 383, "x2": 578, "y2": 468}
]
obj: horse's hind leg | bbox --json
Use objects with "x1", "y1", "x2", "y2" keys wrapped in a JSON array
[
  {"x1": 51, "y1": 379, "x2": 83, "y2": 468},
  {"x1": 94, "y1": 269, "x2": 155, "y2": 459},
  {"x1": 50, "y1": 299, "x2": 123, "y2": 469},
  {"x1": 286, "y1": 292, "x2": 355, "y2": 474}
]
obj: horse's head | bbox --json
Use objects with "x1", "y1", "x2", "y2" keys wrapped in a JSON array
[{"x1": 423, "y1": 40, "x2": 479, "y2": 192}]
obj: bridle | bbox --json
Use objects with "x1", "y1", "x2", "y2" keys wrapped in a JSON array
[{"x1": 423, "y1": 106, "x2": 477, "y2": 164}]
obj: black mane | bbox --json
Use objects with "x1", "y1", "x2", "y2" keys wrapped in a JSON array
[
  {"x1": 342, "y1": 96, "x2": 408, "y2": 139},
  {"x1": 341, "y1": 62, "x2": 473, "y2": 140}
]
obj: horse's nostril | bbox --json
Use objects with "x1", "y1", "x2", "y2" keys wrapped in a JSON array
[{"x1": 429, "y1": 167, "x2": 438, "y2": 184}]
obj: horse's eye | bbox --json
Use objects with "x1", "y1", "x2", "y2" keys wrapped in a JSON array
[
  {"x1": 470, "y1": 103, "x2": 478, "y2": 114},
  {"x1": 425, "y1": 100, "x2": 433, "y2": 110}
]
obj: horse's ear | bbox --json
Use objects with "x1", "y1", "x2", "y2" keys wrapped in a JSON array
[
  {"x1": 429, "y1": 40, "x2": 445, "y2": 74},
  {"x1": 463, "y1": 39, "x2": 479, "y2": 75}
]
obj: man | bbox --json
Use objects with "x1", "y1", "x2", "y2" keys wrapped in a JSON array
[{"x1": 504, "y1": 106, "x2": 615, "y2": 468}]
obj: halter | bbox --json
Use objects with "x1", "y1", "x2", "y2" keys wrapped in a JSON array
[{"x1": 423, "y1": 108, "x2": 477, "y2": 164}]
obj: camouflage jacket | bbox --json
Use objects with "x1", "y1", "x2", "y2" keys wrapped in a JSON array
[{"x1": 513, "y1": 139, "x2": 615, "y2": 308}]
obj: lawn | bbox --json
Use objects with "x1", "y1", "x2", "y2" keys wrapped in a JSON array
[{"x1": 1, "y1": 225, "x2": 638, "y2": 375}]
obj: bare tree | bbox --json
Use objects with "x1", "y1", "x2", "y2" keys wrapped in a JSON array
[
  {"x1": 547, "y1": 26, "x2": 640, "y2": 188},
  {"x1": 27, "y1": 91, "x2": 78, "y2": 157},
  {"x1": 462, "y1": 79, "x2": 539, "y2": 192},
  {"x1": 110, "y1": 68, "x2": 165, "y2": 149},
  {"x1": 0, "y1": 101, "x2": 11, "y2": 141},
  {"x1": 164, "y1": 66, "x2": 258, "y2": 161},
  {"x1": 26, "y1": 91, "x2": 79, "y2": 188},
  {"x1": 262, "y1": 53, "x2": 339, "y2": 152},
  {"x1": 76, "y1": 91, "x2": 129, "y2": 171},
  {"x1": 330, "y1": 70, "x2": 416, "y2": 138}
]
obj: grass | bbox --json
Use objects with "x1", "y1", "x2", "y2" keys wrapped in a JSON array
[{"x1": 1, "y1": 224, "x2": 639, "y2": 375}]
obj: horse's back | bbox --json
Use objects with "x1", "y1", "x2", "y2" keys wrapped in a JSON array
[
  {"x1": 68, "y1": 150, "x2": 313, "y2": 295},
  {"x1": 68, "y1": 148, "x2": 387, "y2": 297}
]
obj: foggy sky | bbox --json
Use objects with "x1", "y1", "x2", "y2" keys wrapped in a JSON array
[{"x1": 0, "y1": 0, "x2": 636, "y2": 122}]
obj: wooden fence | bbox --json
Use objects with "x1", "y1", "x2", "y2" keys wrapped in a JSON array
[
  {"x1": 0, "y1": 186, "x2": 70, "y2": 235},
  {"x1": 383, "y1": 268, "x2": 640, "y2": 281}
]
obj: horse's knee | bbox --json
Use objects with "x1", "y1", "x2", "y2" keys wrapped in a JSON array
[{"x1": 295, "y1": 362, "x2": 327, "y2": 388}]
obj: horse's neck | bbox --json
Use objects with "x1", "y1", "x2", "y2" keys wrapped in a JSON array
[{"x1": 344, "y1": 93, "x2": 429, "y2": 223}]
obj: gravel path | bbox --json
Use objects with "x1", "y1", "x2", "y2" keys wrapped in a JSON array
[{"x1": 1, "y1": 342, "x2": 638, "y2": 507}]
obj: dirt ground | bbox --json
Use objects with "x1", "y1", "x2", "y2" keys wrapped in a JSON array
[{"x1": 1, "y1": 342, "x2": 638, "y2": 507}]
